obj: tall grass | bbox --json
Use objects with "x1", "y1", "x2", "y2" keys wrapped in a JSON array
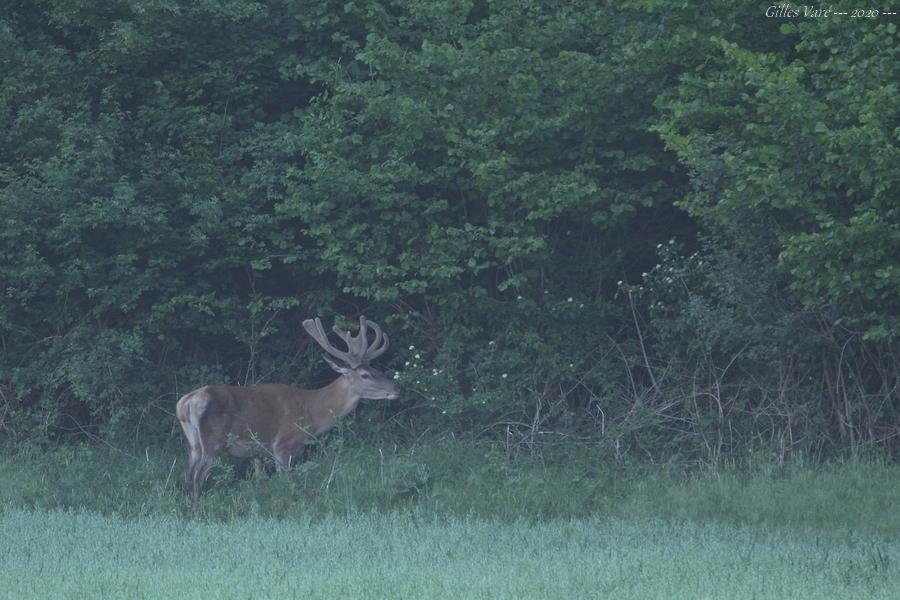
[
  {"x1": 3, "y1": 438, "x2": 900, "y2": 598},
  {"x1": 1, "y1": 507, "x2": 898, "y2": 599},
  {"x1": 1, "y1": 437, "x2": 899, "y2": 539}
]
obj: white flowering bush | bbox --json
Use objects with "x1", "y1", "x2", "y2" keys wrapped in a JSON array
[
  {"x1": 392, "y1": 345, "x2": 467, "y2": 416},
  {"x1": 391, "y1": 295, "x2": 622, "y2": 426}
]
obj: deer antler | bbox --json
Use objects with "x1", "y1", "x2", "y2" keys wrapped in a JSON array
[
  {"x1": 302, "y1": 316, "x2": 390, "y2": 367},
  {"x1": 303, "y1": 318, "x2": 356, "y2": 366},
  {"x1": 364, "y1": 319, "x2": 389, "y2": 361}
]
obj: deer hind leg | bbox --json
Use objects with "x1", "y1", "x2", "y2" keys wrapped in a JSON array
[
  {"x1": 185, "y1": 434, "x2": 202, "y2": 491},
  {"x1": 178, "y1": 392, "x2": 221, "y2": 500},
  {"x1": 189, "y1": 444, "x2": 218, "y2": 500},
  {"x1": 177, "y1": 403, "x2": 204, "y2": 498},
  {"x1": 186, "y1": 449, "x2": 201, "y2": 495},
  {"x1": 192, "y1": 456, "x2": 213, "y2": 499},
  {"x1": 192, "y1": 429, "x2": 226, "y2": 498}
]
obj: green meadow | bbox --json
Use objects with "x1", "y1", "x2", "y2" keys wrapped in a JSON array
[
  {"x1": 2, "y1": 507, "x2": 898, "y2": 599},
  {"x1": 1, "y1": 442, "x2": 899, "y2": 598}
]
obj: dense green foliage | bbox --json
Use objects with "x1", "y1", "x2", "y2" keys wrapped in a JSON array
[{"x1": 1, "y1": 1, "x2": 897, "y2": 461}]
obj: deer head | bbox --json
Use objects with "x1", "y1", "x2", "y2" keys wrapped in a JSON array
[{"x1": 302, "y1": 316, "x2": 400, "y2": 400}]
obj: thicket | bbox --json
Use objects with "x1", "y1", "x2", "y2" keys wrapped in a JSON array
[{"x1": 1, "y1": 1, "x2": 897, "y2": 464}]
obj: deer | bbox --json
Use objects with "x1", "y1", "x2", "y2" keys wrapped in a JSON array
[{"x1": 175, "y1": 315, "x2": 399, "y2": 499}]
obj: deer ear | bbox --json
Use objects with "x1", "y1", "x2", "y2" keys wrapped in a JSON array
[{"x1": 323, "y1": 355, "x2": 350, "y2": 374}]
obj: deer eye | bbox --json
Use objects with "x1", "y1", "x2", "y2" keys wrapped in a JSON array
[{"x1": 360, "y1": 372, "x2": 371, "y2": 379}]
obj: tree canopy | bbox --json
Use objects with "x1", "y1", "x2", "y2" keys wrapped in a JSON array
[{"x1": 1, "y1": 0, "x2": 897, "y2": 461}]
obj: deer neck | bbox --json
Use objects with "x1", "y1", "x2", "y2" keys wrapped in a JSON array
[{"x1": 306, "y1": 376, "x2": 361, "y2": 434}]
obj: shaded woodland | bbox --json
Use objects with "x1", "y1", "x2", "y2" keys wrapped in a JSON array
[{"x1": 1, "y1": 1, "x2": 897, "y2": 463}]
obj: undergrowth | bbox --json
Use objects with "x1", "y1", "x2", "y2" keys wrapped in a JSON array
[{"x1": 1, "y1": 434, "x2": 899, "y2": 540}]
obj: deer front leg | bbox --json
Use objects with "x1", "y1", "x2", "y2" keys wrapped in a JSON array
[{"x1": 273, "y1": 437, "x2": 305, "y2": 471}]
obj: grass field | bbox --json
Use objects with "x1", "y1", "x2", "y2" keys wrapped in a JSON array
[
  {"x1": 4, "y1": 438, "x2": 900, "y2": 532},
  {"x1": 2, "y1": 507, "x2": 899, "y2": 599},
  {"x1": 1, "y1": 439, "x2": 899, "y2": 598}
]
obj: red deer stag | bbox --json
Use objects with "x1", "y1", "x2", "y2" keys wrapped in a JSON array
[{"x1": 176, "y1": 316, "x2": 399, "y2": 499}]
